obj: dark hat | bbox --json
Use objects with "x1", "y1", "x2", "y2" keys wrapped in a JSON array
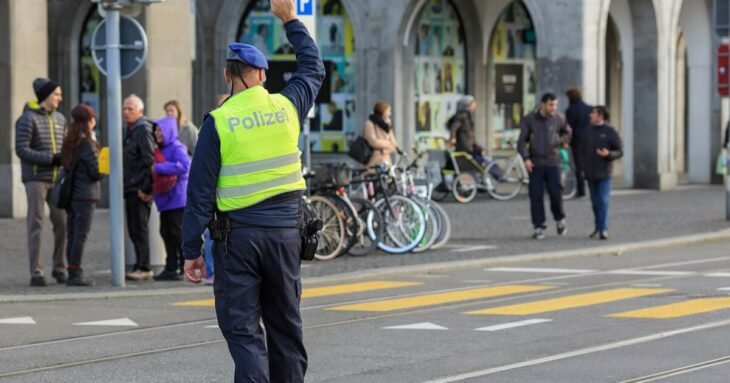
[
  {"x1": 226, "y1": 43, "x2": 269, "y2": 70},
  {"x1": 33, "y1": 78, "x2": 59, "y2": 103}
]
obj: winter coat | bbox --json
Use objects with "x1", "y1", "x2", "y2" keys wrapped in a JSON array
[
  {"x1": 66, "y1": 139, "x2": 103, "y2": 201},
  {"x1": 123, "y1": 117, "x2": 156, "y2": 194},
  {"x1": 178, "y1": 120, "x2": 198, "y2": 157},
  {"x1": 579, "y1": 123, "x2": 623, "y2": 180},
  {"x1": 517, "y1": 111, "x2": 572, "y2": 168},
  {"x1": 448, "y1": 111, "x2": 476, "y2": 153},
  {"x1": 152, "y1": 117, "x2": 190, "y2": 212},
  {"x1": 363, "y1": 119, "x2": 397, "y2": 167},
  {"x1": 565, "y1": 100, "x2": 592, "y2": 148},
  {"x1": 14, "y1": 101, "x2": 66, "y2": 183}
]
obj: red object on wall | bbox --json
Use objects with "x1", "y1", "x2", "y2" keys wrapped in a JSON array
[{"x1": 719, "y1": 43, "x2": 729, "y2": 97}]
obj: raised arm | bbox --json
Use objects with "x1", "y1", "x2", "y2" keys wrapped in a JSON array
[{"x1": 275, "y1": 0, "x2": 326, "y2": 124}]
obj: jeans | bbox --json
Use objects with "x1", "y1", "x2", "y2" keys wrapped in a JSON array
[
  {"x1": 203, "y1": 229, "x2": 215, "y2": 278},
  {"x1": 528, "y1": 166, "x2": 565, "y2": 229},
  {"x1": 66, "y1": 201, "x2": 95, "y2": 268},
  {"x1": 588, "y1": 178, "x2": 612, "y2": 232},
  {"x1": 159, "y1": 208, "x2": 184, "y2": 273},
  {"x1": 24, "y1": 181, "x2": 66, "y2": 277},
  {"x1": 125, "y1": 192, "x2": 151, "y2": 271}
]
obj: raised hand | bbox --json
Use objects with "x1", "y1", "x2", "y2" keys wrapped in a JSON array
[{"x1": 271, "y1": 0, "x2": 297, "y2": 23}]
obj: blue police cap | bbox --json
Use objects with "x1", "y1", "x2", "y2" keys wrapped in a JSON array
[{"x1": 226, "y1": 43, "x2": 269, "y2": 70}]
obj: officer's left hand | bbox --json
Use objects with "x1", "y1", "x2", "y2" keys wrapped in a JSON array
[{"x1": 184, "y1": 257, "x2": 207, "y2": 284}]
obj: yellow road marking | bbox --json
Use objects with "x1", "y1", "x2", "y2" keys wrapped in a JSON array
[
  {"x1": 465, "y1": 288, "x2": 672, "y2": 316},
  {"x1": 609, "y1": 296, "x2": 730, "y2": 319},
  {"x1": 327, "y1": 285, "x2": 555, "y2": 312},
  {"x1": 172, "y1": 281, "x2": 422, "y2": 307},
  {"x1": 302, "y1": 281, "x2": 422, "y2": 298}
]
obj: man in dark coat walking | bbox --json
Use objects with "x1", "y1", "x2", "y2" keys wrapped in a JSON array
[{"x1": 565, "y1": 87, "x2": 592, "y2": 198}]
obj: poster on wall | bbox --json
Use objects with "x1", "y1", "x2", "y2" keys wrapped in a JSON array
[
  {"x1": 412, "y1": 0, "x2": 467, "y2": 149},
  {"x1": 495, "y1": 63, "x2": 523, "y2": 104}
]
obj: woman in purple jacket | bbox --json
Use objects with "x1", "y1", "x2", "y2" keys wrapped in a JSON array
[{"x1": 151, "y1": 117, "x2": 191, "y2": 281}]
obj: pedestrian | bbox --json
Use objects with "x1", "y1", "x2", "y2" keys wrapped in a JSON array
[
  {"x1": 122, "y1": 94, "x2": 156, "y2": 281},
  {"x1": 448, "y1": 95, "x2": 483, "y2": 161},
  {"x1": 517, "y1": 92, "x2": 572, "y2": 239},
  {"x1": 182, "y1": 0, "x2": 324, "y2": 381},
  {"x1": 565, "y1": 87, "x2": 592, "y2": 198},
  {"x1": 164, "y1": 100, "x2": 198, "y2": 158},
  {"x1": 363, "y1": 101, "x2": 397, "y2": 167},
  {"x1": 580, "y1": 106, "x2": 623, "y2": 240},
  {"x1": 14, "y1": 78, "x2": 67, "y2": 286},
  {"x1": 60, "y1": 104, "x2": 103, "y2": 286},
  {"x1": 151, "y1": 117, "x2": 191, "y2": 281}
]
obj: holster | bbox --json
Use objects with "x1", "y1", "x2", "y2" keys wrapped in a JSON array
[{"x1": 300, "y1": 218, "x2": 323, "y2": 262}]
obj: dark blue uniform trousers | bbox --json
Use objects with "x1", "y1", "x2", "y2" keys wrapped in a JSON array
[{"x1": 213, "y1": 226, "x2": 307, "y2": 383}]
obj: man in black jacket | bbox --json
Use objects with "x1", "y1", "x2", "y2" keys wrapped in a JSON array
[
  {"x1": 122, "y1": 94, "x2": 156, "y2": 281},
  {"x1": 517, "y1": 93, "x2": 572, "y2": 239},
  {"x1": 565, "y1": 87, "x2": 592, "y2": 197},
  {"x1": 580, "y1": 106, "x2": 623, "y2": 240}
]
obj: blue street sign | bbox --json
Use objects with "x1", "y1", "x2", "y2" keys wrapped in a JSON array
[
  {"x1": 297, "y1": 0, "x2": 313, "y2": 16},
  {"x1": 91, "y1": 15, "x2": 148, "y2": 79}
]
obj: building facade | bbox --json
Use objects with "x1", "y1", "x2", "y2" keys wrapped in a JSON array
[{"x1": 0, "y1": 0, "x2": 721, "y2": 217}]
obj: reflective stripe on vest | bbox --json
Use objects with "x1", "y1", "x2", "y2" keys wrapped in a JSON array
[{"x1": 211, "y1": 86, "x2": 305, "y2": 211}]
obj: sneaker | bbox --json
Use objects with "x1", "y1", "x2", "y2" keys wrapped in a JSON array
[
  {"x1": 600, "y1": 231, "x2": 609, "y2": 240},
  {"x1": 66, "y1": 269, "x2": 95, "y2": 287},
  {"x1": 203, "y1": 276, "x2": 215, "y2": 285},
  {"x1": 154, "y1": 270, "x2": 182, "y2": 281},
  {"x1": 52, "y1": 270, "x2": 67, "y2": 284},
  {"x1": 532, "y1": 227, "x2": 546, "y2": 240},
  {"x1": 126, "y1": 269, "x2": 155, "y2": 281},
  {"x1": 589, "y1": 231, "x2": 600, "y2": 239},
  {"x1": 556, "y1": 220, "x2": 567, "y2": 236},
  {"x1": 30, "y1": 276, "x2": 47, "y2": 287}
]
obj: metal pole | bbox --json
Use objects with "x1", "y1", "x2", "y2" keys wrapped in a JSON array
[
  {"x1": 105, "y1": 4, "x2": 126, "y2": 287},
  {"x1": 303, "y1": 117, "x2": 311, "y2": 170},
  {"x1": 726, "y1": 154, "x2": 730, "y2": 221}
]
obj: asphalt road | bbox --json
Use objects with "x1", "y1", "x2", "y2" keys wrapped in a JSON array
[{"x1": 2, "y1": 239, "x2": 730, "y2": 382}]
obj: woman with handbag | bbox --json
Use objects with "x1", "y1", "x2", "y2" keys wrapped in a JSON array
[
  {"x1": 363, "y1": 101, "x2": 397, "y2": 167},
  {"x1": 61, "y1": 104, "x2": 102, "y2": 286},
  {"x1": 151, "y1": 116, "x2": 191, "y2": 281}
]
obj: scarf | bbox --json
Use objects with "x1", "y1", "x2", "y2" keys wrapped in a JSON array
[{"x1": 369, "y1": 114, "x2": 391, "y2": 133}]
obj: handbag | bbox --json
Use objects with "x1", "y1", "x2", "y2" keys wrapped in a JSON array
[
  {"x1": 152, "y1": 149, "x2": 178, "y2": 195},
  {"x1": 50, "y1": 161, "x2": 77, "y2": 209},
  {"x1": 348, "y1": 136, "x2": 373, "y2": 164},
  {"x1": 716, "y1": 150, "x2": 727, "y2": 176}
]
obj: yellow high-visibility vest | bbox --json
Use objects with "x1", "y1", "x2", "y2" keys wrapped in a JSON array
[{"x1": 210, "y1": 86, "x2": 304, "y2": 211}]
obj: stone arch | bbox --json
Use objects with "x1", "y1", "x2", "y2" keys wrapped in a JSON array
[{"x1": 396, "y1": 0, "x2": 484, "y2": 150}]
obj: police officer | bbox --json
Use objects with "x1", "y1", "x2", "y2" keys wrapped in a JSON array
[{"x1": 181, "y1": 0, "x2": 324, "y2": 382}]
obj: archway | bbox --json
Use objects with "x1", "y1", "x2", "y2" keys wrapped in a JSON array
[
  {"x1": 605, "y1": 15, "x2": 624, "y2": 182},
  {"x1": 237, "y1": 0, "x2": 357, "y2": 153},
  {"x1": 77, "y1": 7, "x2": 105, "y2": 143},
  {"x1": 674, "y1": 31, "x2": 688, "y2": 182},
  {"x1": 408, "y1": 0, "x2": 468, "y2": 149},
  {"x1": 487, "y1": 0, "x2": 537, "y2": 152}
]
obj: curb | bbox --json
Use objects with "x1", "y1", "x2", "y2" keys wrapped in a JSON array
[{"x1": 2, "y1": 228, "x2": 730, "y2": 303}]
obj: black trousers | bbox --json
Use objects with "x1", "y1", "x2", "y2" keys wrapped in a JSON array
[
  {"x1": 66, "y1": 201, "x2": 95, "y2": 268},
  {"x1": 124, "y1": 192, "x2": 151, "y2": 271},
  {"x1": 213, "y1": 227, "x2": 306, "y2": 383},
  {"x1": 528, "y1": 166, "x2": 566, "y2": 229},
  {"x1": 571, "y1": 143, "x2": 586, "y2": 196},
  {"x1": 159, "y1": 208, "x2": 184, "y2": 272}
]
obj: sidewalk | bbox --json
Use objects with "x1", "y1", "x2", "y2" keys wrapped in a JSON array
[{"x1": 1, "y1": 185, "x2": 728, "y2": 297}]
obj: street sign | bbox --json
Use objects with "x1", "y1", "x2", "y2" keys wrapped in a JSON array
[{"x1": 91, "y1": 15, "x2": 148, "y2": 79}]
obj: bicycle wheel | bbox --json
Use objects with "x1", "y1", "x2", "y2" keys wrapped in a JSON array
[
  {"x1": 561, "y1": 168, "x2": 578, "y2": 200},
  {"x1": 308, "y1": 195, "x2": 346, "y2": 261},
  {"x1": 324, "y1": 194, "x2": 360, "y2": 257},
  {"x1": 347, "y1": 197, "x2": 383, "y2": 257},
  {"x1": 452, "y1": 174, "x2": 477, "y2": 203},
  {"x1": 429, "y1": 201, "x2": 452, "y2": 250},
  {"x1": 485, "y1": 158, "x2": 523, "y2": 201},
  {"x1": 411, "y1": 198, "x2": 440, "y2": 253},
  {"x1": 371, "y1": 195, "x2": 426, "y2": 254}
]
